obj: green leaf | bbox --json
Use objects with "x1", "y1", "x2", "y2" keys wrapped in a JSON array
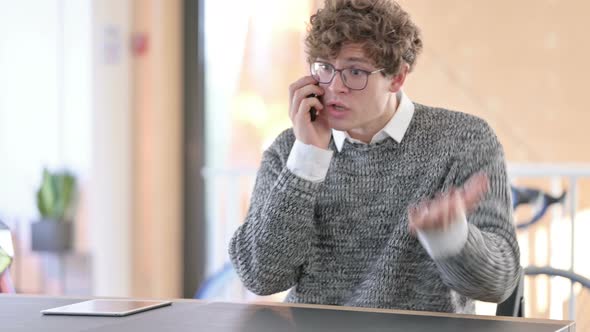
[
  {"x1": 35, "y1": 168, "x2": 77, "y2": 222},
  {"x1": 38, "y1": 169, "x2": 56, "y2": 219}
]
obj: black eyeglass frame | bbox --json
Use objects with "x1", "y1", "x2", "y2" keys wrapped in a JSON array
[{"x1": 310, "y1": 61, "x2": 386, "y2": 90}]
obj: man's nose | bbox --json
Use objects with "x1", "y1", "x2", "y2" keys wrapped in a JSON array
[{"x1": 327, "y1": 71, "x2": 348, "y2": 93}]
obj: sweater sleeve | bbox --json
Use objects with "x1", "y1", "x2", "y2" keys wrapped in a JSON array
[
  {"x1": 434, "y1": 119, "x2": 522, "y2": 303},
  {"x1": 228, "y1": 130, "x2": 324, "y2": 296}
]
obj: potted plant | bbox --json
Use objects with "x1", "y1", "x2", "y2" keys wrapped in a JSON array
[{"x1": 31, "y1": 168, "x2": 77, "y2": 252}]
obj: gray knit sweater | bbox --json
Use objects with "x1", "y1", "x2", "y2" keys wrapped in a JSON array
[{"x1": 229, "y1": 103, "x2": 521, "y2": 314}]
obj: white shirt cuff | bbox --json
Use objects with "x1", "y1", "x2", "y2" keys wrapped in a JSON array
[
  {"x1": 286, "y1": 140, "x2": 333, "y2": 183},
  {"x1": 416, "y1": 211, "x2": 468, "y2": 260}
]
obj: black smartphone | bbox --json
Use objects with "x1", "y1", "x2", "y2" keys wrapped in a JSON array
[
  {"x1": 308, "y1": 94, "x2": 318, "y2": 122},
  {"x1": 307, "y1": 83, "x2": 321, "y2": 122}
]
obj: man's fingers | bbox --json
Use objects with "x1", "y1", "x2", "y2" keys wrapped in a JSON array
[
  {"x1": 290, "y1": 84, "x2": 324, "y2": 120},
  {"x1": 288, "y1": 76, "x2": 318, "y2": 99},
  {"x1": 410, "y1": 190, "x2": 465, "y2": 233},
  {"x1": 296, "y1": 98, "x2": 324, "y2": 122},
  {"x1": 450, "y1": 189, "x2": 465, "y2": 218},
  {"x1": 445, "y1": 190, "x2": 466, "y2": 230},
  {"x1": 423, "y1": 199, "x2": 440, "y2": 230},
  {"x1": 461, "y1": 172, "x2": 489, "y2": 212}
]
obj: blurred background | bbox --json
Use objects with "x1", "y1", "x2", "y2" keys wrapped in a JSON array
[{"x1": 1, "y1": 0, "x2": 589, "y2": 327}]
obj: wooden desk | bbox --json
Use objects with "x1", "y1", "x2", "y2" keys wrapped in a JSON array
[{"x1": 0, "y1": 295, "x2": 575, "y2": 331}]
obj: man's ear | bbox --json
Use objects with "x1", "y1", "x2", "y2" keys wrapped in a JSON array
[{"x1": 389, "y1": 63, "x2": 410, "y2": 93}]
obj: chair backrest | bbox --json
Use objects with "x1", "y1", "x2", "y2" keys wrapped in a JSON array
[
  {"x1": 496, "y1": 269, "x2": 525, "y2": 317},
  {"x1": 525, "y1": 266, "x2": 590, "y2": 289},
  {"x1": 496, "y1": 266, "x2": 590, "y2": 318}
]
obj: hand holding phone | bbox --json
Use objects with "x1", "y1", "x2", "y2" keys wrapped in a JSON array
[{"x1": 288, "y1": 76, "x2": 330, "y2": 149}]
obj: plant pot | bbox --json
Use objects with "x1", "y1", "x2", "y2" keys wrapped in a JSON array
[{"x1": 31, "y1": 220, "x2": 72, "y2": 252}]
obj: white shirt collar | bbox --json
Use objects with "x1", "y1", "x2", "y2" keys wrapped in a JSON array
[{"x1": 332, "y1": 90, "x2": 415, "y2": 152}]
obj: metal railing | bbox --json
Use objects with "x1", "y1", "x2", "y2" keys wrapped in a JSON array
[{"x1": 508, "y1": 163, "x2": 590, "y2": 320}]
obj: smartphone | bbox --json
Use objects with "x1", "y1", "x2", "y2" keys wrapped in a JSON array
[
  {"x1": 307, "y1": 83, "x2": 321, "y2": 122},
  {"x1": 308, "y1": 94, "x2": 318, "y2": 121}
]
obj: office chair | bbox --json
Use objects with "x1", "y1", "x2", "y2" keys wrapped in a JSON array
[
  {"x1": 496, "y1": 269, "x2": 525, "y2": 317},
  {"x1": 524, "y1": 266, "x2": 590, "y2": 289},
  {"x1": 496, "y1": 266, "x2": 590, "y2": 317},
  {"x1": 510, "y1": 186, "x2": 567, "y2": 230}
]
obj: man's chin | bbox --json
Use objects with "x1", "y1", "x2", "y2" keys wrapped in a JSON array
[{"x1": 329, "y1": 121, "x2": 354, "y2": 132}]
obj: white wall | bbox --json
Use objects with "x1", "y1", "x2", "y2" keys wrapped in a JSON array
[
  {"x1": 0, "y1": 0, "x2": 134, "y2": 297},
  {"x1": 0, "y1": 0, "x2": 92, "y2": 234},
  {"x1": 90, "y1": 0, "x2": 133, "y2": 297},
  {"x1": 0, "y1": 0, "x2": 64, "y2": 219},
  {"x1": 0, "y1": 0, "x2": 93, "y2": 293}
]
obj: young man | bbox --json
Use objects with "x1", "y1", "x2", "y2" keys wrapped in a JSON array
[{"x1": 229, "y1": 0, "x2": 520, "y2": 314}]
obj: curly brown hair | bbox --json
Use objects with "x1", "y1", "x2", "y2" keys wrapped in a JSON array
[{"x1": 305, "y1": 0, "x2": 423, "y2": 75}]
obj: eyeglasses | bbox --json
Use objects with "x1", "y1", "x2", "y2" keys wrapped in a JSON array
[{"x1": 310, "y1": 61, "x2": 385, "y2": 90}]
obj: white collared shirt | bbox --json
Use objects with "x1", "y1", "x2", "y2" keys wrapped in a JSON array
[
  {"x1": 285, "y1": 90, "x2": 468, "y2": 260},
  {"x1": 332, "y1": 90, "x2": 415, "y2": 152}
]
